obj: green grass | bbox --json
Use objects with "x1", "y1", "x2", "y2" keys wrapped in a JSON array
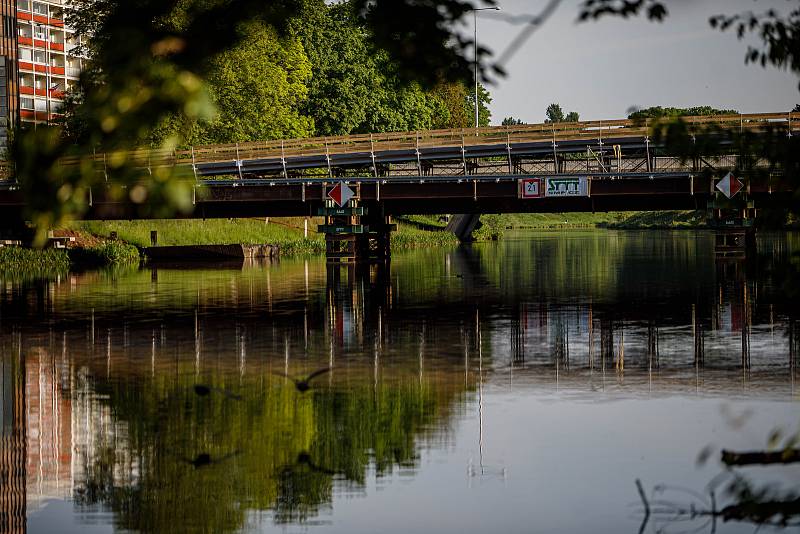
[
  {"x1": 0, "y1": 247, "x2": 70, "y2": 280},
  {"x1": 396, "y1": 214, "x2": 449, "y2": 230},
  {"x1": 495, "y1": 211, "x2": 707, "y2": 229},
  {"x1": 76, "y1": 218, "x2": 327, "y2": 255},
  {"x1": 391, "y1": 222, "x2": 459, "y2": 249},
  {"x1": 69, "y1": 241, "x2": 142, "y2": 266},
  {"x1": 604, "y1": 211, "x2": 707, "y2": 229},
  {"x1": 76, "y1": 218, "x2": 460, "y2": 255}
]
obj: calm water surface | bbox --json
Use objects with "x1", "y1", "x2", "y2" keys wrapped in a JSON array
[{"x1": 2, "y1": 230, "x2": 799, "y2": 533}]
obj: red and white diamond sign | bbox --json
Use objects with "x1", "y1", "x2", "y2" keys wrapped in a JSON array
[
  {"x1": 715, "y1": 172, "x2": 743, "y2": 199},
  {"x1": 327, "y1": 182, "x2": 355, "y2": 207}
]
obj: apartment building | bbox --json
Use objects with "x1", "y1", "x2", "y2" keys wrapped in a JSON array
[{"x1": 0, "y1": 0, "x2": 83, "y2": 147}]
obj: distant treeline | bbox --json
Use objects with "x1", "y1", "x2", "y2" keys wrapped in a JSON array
[{"x1": 627, "y1": 106, "x2": 739, "y2": 120}]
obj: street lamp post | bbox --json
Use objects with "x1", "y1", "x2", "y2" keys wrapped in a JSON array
[{"x1": 471, "y1": 6, "x2": 499, "y2": 129}]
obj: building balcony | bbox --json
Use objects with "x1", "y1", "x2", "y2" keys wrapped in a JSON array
[
  {"x1": 19, "y1": 36, "x2": 33, "y2": 46},
  {"x1": 19, "y1": 63, "x2": 64, "y2": 75},
  {"x1": 50, "y1": 42, "x2": 64, "y2": 52},
  {"x1": 17, "y1": 11, "x2": 32, "y2": 21},
  {"x1": 20, "y1": 86, "x2": 34, "y2": 95},
  {"x1": 20, "y1": 110, "x2": 61, "y2": 122}
]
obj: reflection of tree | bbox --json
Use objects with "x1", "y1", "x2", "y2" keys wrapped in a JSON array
[{"x1": 73, "y1": 371, "x2": 466, "y2": 532}]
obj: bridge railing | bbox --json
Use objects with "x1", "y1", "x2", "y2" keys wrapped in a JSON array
[{"x1": 4, "y1": 112, "x2": 798, "y2": 181}]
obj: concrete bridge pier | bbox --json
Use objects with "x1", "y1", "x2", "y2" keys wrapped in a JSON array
[{"x1": 446, "y1": 214, "x2": 481, "y2": 242}]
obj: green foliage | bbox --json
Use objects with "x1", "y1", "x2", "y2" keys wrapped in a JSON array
[
  {"x1": 78, "y1": 219, "x2": 326, "y2": 255},
  {"x1": 0, "y1": 247, "x2": 70, "y2": 280},
  {"x1": 628, "y1": 106, "x2": 739, "y2": 121},
  {"x1": 76, "y1": 241, "x2": 141, "y2": 266},
  {"x1": 76, "y1": 218, "x2": 464, "y2": 255},
  {"x1": 391, "y1": 222, "x2": 459, "y2": 249},
  {"x1": 545, "y1": 103, "x2": 580, "y2": 123},
  {"x1": 295, "y1": 1, "x2": 488, "y2": 135},
  {"x1": 472, "y1": 214, "x2": 504, "y2": 240},
  {"x1": 502, "y1": 117, "x2": 525, "y2": 126},
  {"x1": 153, "y1": 23, "x2": 315, "y2": 144},
  {"x1": 470, "y1": 83, "x2": 493, "y2": 127},
  {"x1": 431, "y1": 81, "x2": 474, "y2": 129}
]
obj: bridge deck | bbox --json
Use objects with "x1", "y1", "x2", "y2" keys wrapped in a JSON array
[
  {"x1": 48, "y1": 111, "x2": 800, "y2": 180},
  {"x1": 0, "y1": 112, "x2": 796, "y2": 223}
]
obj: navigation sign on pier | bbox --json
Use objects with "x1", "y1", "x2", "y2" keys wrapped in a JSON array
[
  {"x1": 518, "y1": 178, "x2": 543, "y2": 199},
  {"x1": 328, "y1": 182, "x2": 355, "y2": 207},
  {"x1": 715, "y1": 172, "x2": 743, "y2": 199}
]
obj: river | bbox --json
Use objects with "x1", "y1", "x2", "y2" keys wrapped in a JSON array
[{"x1": 2, "y1": 230, "x2": 798, "y2": 533}]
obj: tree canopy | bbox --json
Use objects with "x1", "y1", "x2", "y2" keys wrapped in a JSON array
[
  {"x1": 545, "y1": 103, "x2": 580, "y2": 123},
  {"x1": 628, "y1": 106, "x2": 740, "y2": 121},
  {"x1": 502, "y1": 117, "x2": 525, "y2": 126}
]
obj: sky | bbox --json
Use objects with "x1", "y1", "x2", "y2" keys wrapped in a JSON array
[{"x1": 470, "y1": 0, "x2": 799, "y2": 123}]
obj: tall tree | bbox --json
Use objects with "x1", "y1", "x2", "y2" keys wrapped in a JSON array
[
  {"x1": 545, "y1": 103, "x2": 579, "y2": 123},
  {"x1": 545, "y1": 103, "x2": 564, "y2": 123},
  {"x1": 150, "y1": 22, "x2": 315, "y2": 145},
  {"x1": 294, "y1": 1, "x2": 488, "y2": 135}
]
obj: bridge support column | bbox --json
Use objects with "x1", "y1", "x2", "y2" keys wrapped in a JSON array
[
  {"x1": 446, "y1": 214, "x2": 481, "y2": 242},
  {"x1": 318, "y1": 200, "x2": 394, "y2": 265},
  {"x1": 707, "y1": 194, "x2": 757, "y2": 261}
]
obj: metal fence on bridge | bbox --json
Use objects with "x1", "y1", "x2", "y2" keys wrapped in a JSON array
[{"x1": 2, "y1": 111, "x2": 797, "y2": 183}]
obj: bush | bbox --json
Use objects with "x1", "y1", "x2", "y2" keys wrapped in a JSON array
[{"x1": 71, "y1": 241, "x2": 141, "y2": 266}]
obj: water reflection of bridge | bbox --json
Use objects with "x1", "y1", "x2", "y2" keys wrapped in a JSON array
[{"x1": 1, "y1": 240, "x2": 797, "y2": 381}]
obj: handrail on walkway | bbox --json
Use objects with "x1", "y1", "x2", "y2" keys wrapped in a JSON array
[{"x1": 7, "y1": 111, "x2": 800, "y2": 179}]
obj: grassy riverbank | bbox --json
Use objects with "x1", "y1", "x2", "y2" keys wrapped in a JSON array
[
  {"x1": 77, "y1": 218, "x2": 327, "y2": 255},
  {"x1": 0, "y1": 241, "x2": 142, "y2": 281},
  {"x1": 0, "y1": 247, "x2": 71, "y2": 279},
  {"x1": 74, "y1": 217, "x2": 460, "y2": 255},
  {"x1": 2, "y1": 209, "x2": 781, "y2": 278}
]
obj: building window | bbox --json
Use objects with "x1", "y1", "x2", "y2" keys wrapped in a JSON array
[
  {"x1": 33, "y1": 25, "x2": 46, "y2": 40},
  {"x1": 32, "y1": 3, "x2": 47, "y2": 16},
  {"x1": 34, "y1": 99, "x2": 47, "y2": 111},
  {"x1": 33, "y1": 50, "x2": 45, "y2": 63},
  {"x1": 19, "y1": 48, "x2": 32, "y2": 62},
  {"x1": 18, "y1": 0, "x2": 31, "y2": 12},
  {"x1": 21, "y1": 98, "x2": 34, "y2": 110}
]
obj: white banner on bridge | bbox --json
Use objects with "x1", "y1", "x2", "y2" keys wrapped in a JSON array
[{"x1": 545, "y1": 177, "x2": 589, "y2": 198}]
